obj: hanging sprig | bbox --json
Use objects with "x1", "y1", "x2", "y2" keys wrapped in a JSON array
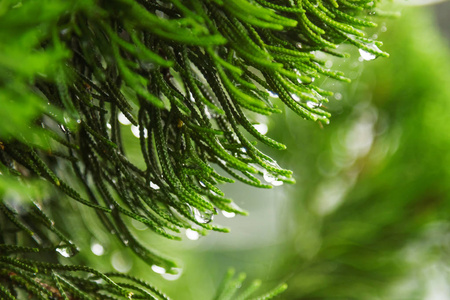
[{"x1": 213, "y1": 268, "x2": 288, "y2": 300}]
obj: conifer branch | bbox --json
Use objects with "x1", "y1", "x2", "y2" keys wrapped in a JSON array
[{"x1": 0, "y1": 0, "x2": 390, "y2": 298}]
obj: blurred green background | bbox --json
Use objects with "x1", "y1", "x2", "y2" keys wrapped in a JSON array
[{"x1": 49, "y1": 3, "x2": 450, "y2": 300}]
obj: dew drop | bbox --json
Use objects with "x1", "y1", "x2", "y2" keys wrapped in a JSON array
[
  {"x1": 334, "y1": 93, "x2": 343, "y2": 100},
  {"x1": 358, "y1": 49, "x2": 376, "y2": 61},
  {"x1": 193, "y1": 208, "x2": 214, "y2": 224},
  {"x1": 204, "y1": 107, "x2": 212, "y2": 119},
  {"x1": 222, "y1": 211, "x2": 236, "y2": 218},
  {"x1": 186, "y1": 228, "x2": 200, "y2": 240},
  {"x1": 131, "y1": 125, "x2": 139, "y2": 137},
  {"x1": 150, "y1": 182, "x2": 160, "y2": 190},
  {"x1": 91, "y1": 242, "x2": 104, "y2": 256},
  {"x1": 188, "y1": 92, "x2": 195, "y2": 102},
  {"x1": 106, "y1": 123, "x2": 112, "y2": 129},
  {"x1": 151, "y1": 265, "x2": 166, "y2": 274},
  {"x1": 118, "y1": 112, "x2": 131, "y2": 125},
  {"x1": 291, "y1": 93, "x2": 300, "y2": 102},
  {"x1": 306, "y1": 101, "x2": 320, "y2": 109},
  {"x1": 267, "y1": 90, "x2": 279, "y2": 98},
  {"x1": 131, "y1": 125, "x2": 147, "y2": 138},
  {"x1": 56, "y1": 245, "x2": 79, "y2": 258},
  {"x1": 325, "y1": 60, "x2": 333, "y2": 69},
  {"x1": 263, "y1": 171, "x2": 284, "y2": 186},
  {"x1": 263, "y1": 171, "x2": 276, "y2": 183},
  {"x1": 132, "y1": 219, "x2": 148, "y2": 231},
  {"x1": 253, "y1": 123, "x2": 268, "y2": 135},
  {"x1": 162, "y1": 268, "x2": 182, "y2": 281},
  {"x1": 112, "y1": 251, "x2": 133, "y2": 273},
  {"x1": 272, "y1": 180, "x2": 284, "y2": 186}
]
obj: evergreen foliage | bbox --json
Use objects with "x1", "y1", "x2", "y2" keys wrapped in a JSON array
[{"x1": 0, "y1": 0, "x2": 390, "y2": 298}]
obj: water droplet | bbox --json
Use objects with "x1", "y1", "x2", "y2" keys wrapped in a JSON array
[
  {"x1": 380, "y1": 25, "x2": 387, "y2": 33},
  {"x1": 253, "y1": 123, "x2": 268, "y2": 135},
  {"x1": 149, "y1": 182, "x2": 160, "y2": 190},
  {"x1": 106, "y1": 123, "x2": 112, "y2": 129},
  {"x1": 56, "y1": 245, "x2": 79, "y2": 258},
  {"x1": 222, "y1": 211, "x2": 236, "y2": 218},
  {"x1": 131, "y1": 125, "x2": 147, "y2": 138},
  {"x1": 132, "y1": 219, "x2": 148, "y2": 231},
  {"x1": 112, "y1": 251, "x2": 133, "y2": 273},
  {"x1": 162, "y1": 268, "x2": 182, "y2": 281},
  {"x1": 151, "y1": 265, "x2": 166, "y2": 274},
  {"x1": 91, "y1": 242, "x2": 104, "y2": 256},
  {"x1": 204, "y1": 107, "x2": 212, "y2": 119},
  {"x1": 306, "y1": 101, "x2": 320, "y2": 109},
  {"x1": 118, "y1": 112, "x2": 131, "y2": 125},
  {"x1": 199, "y1": 181, "x2": 206, "y2": 188},
  {"x1": 263, "y1": 171, "x2": 276, "y2": 183},
  {"x1": 272, "y1": 180, "x2": 284, "y2": 186},
  {"x1": 325, "y1": 60, "x2": 333, "y2": 68},
  {"x1": 189, "y1": 92, "x2": 195, "y2": 102},
  {"x1": 291, "y1": 93, "x2": 300, "y2": 102},
  {"x1": 267, "y1": 90, "x2": 279, "y2": 98},
  {"x1": 263, "y1": 171, "x2": 284, "y2": 186},
  {"x1": 358, "y1": 48, "x2": 377, "y2": 61},
  {"x1": 193, "y1": 208, "x2": 214, "y2": 224},
  {"x1": 186, "y1": 228, "x2": 200, "y2": 240},
  {"x1": 335, "y1": 93, "x2": 342, "y2": 100}
]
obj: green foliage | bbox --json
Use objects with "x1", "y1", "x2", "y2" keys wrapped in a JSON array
[
  {"x1": 0, "y1": 0, "x2": 390, "y2": 298},
  {"x1": 213, "y1": 269, "x2": 287, "y2": 300}
]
